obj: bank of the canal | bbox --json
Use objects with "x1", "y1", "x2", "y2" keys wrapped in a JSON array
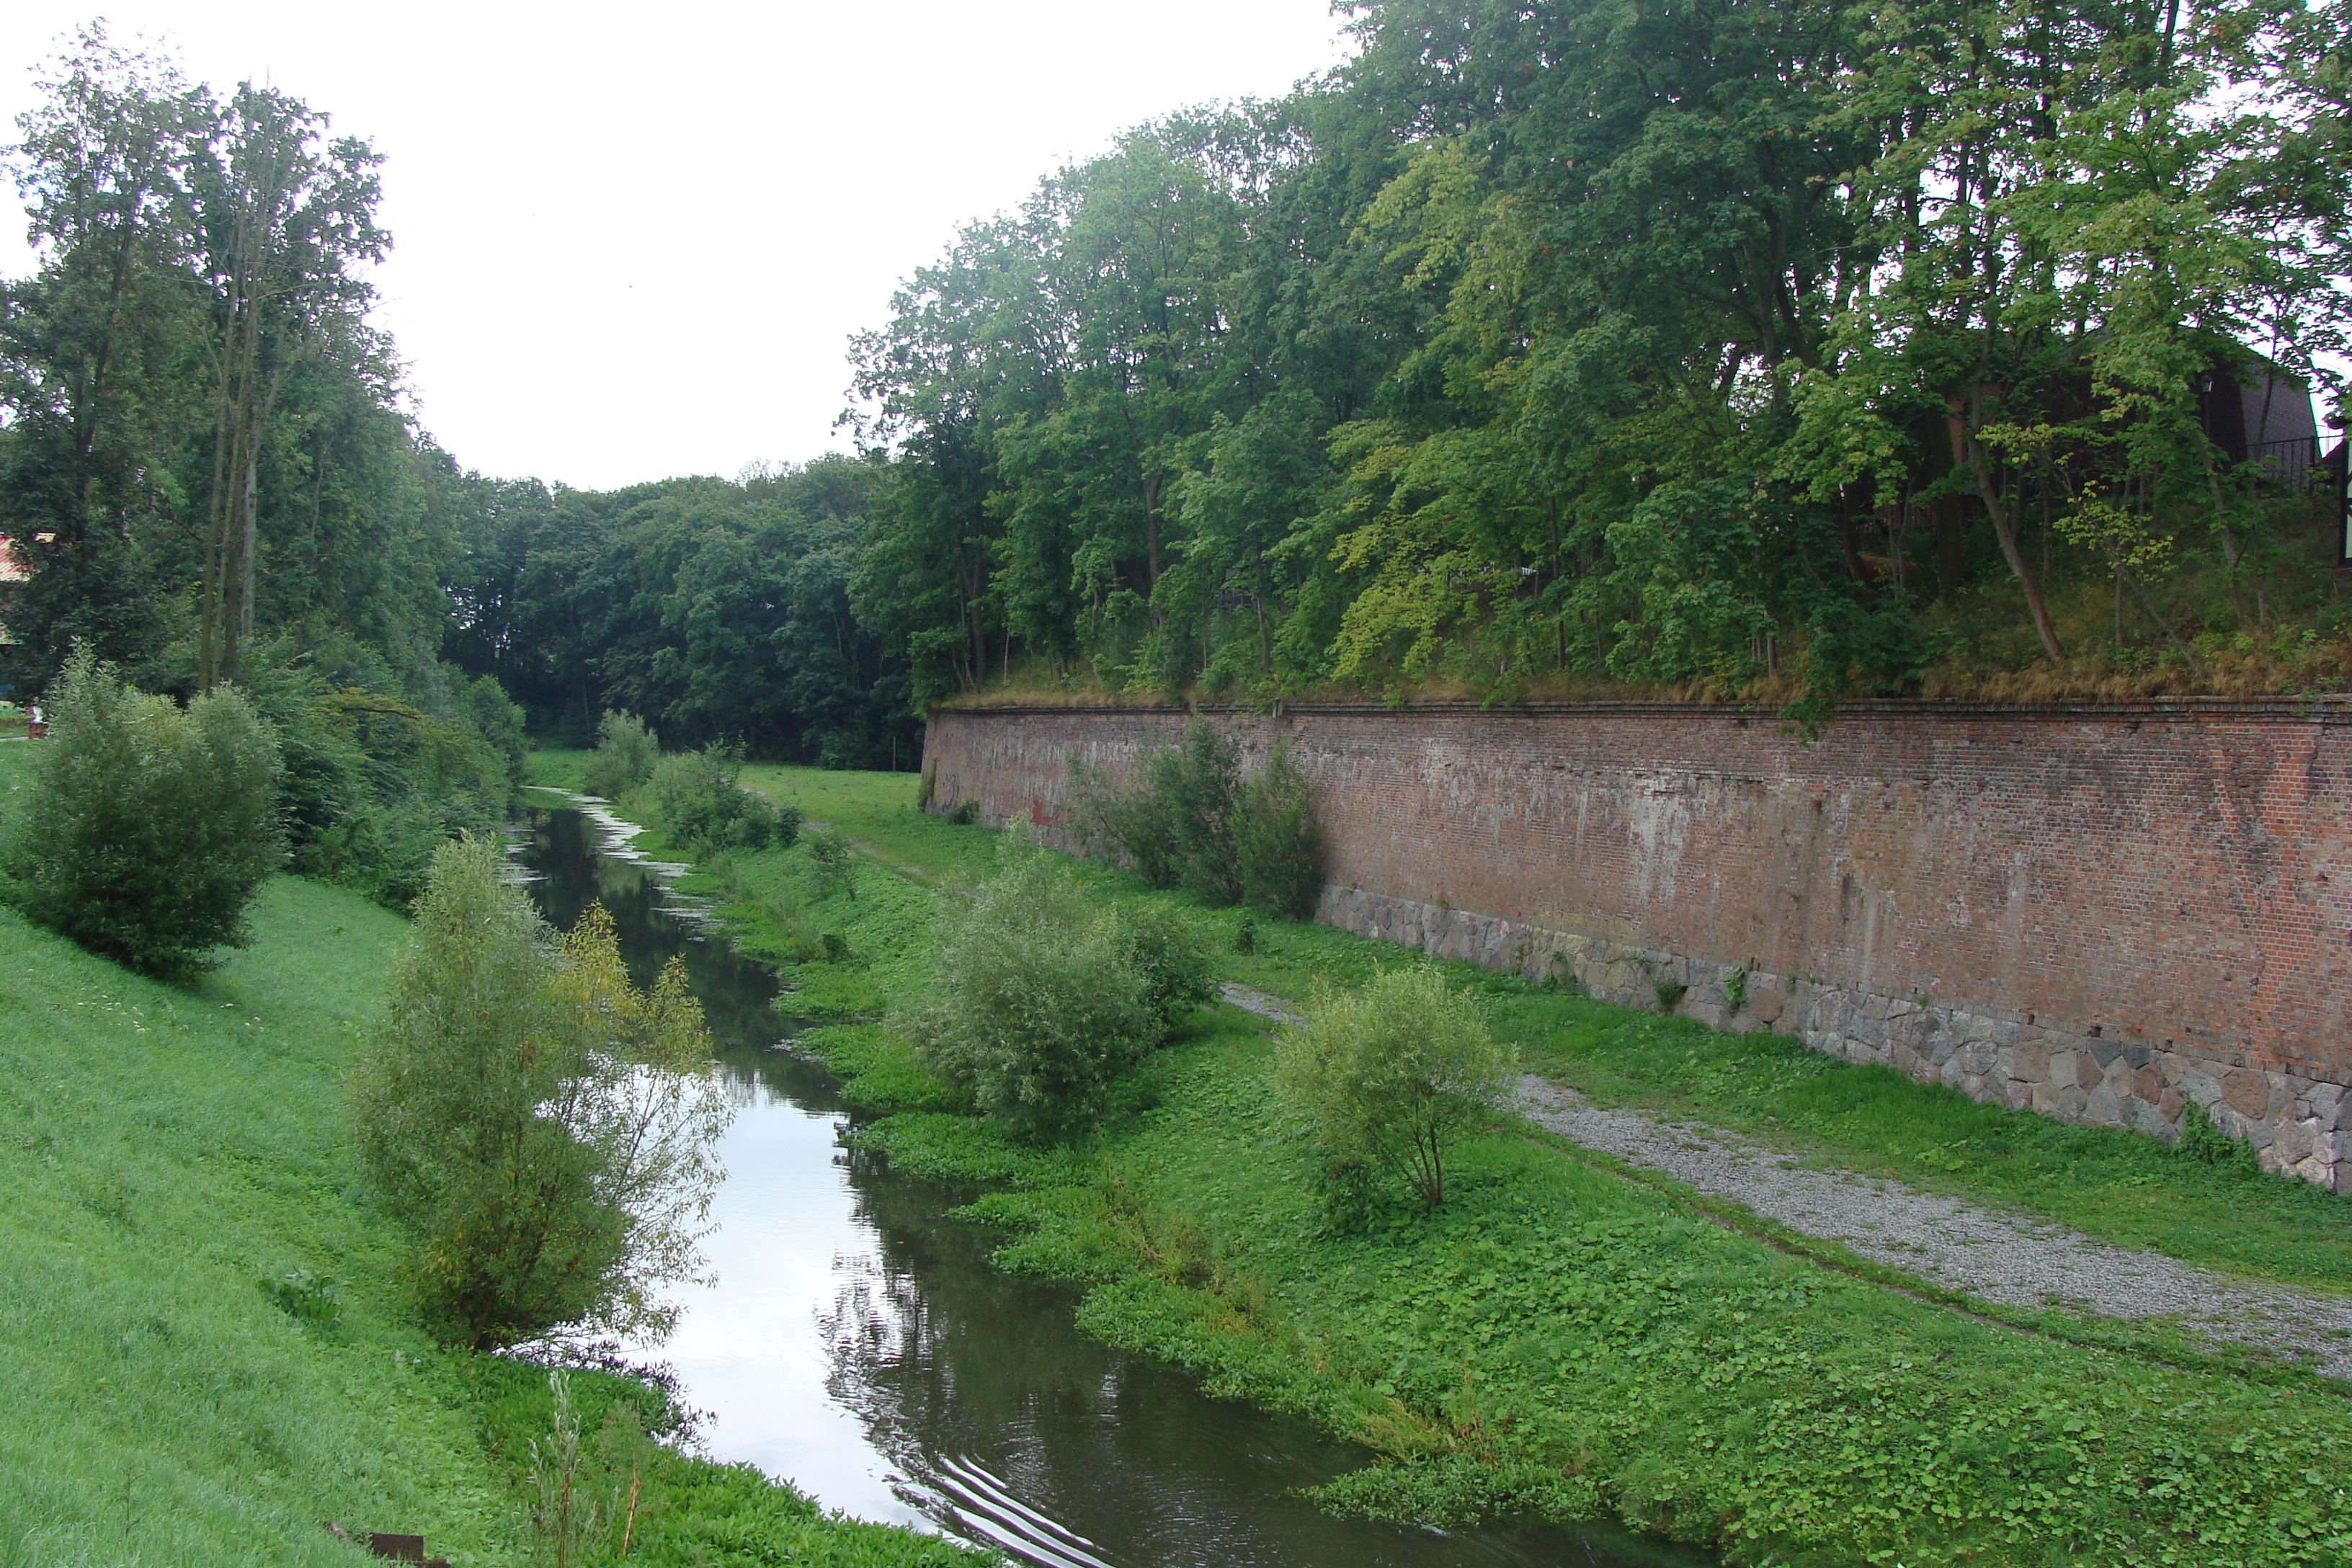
[
  {"x1": 514, "y1": 796, "x2": 1693, "y2": 1568},
  {"x1": 0, "y1": 736, "x2": 971, "y2": 1567},
  {"x1": 533, "y1": 752, "x2": 2352, "y2": 1568}
]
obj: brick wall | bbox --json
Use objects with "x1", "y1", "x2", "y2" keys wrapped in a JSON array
[{"x1": 921, "y1": 700, "x2": 2352, "y2": 1190}]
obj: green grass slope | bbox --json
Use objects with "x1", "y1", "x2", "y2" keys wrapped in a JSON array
[
  {"x1": 0, "y1": 876, "x2": 514, "y2": 1565},
  {"x1": 3, "y1": 741, "x2": 986, "y2": 1567}
]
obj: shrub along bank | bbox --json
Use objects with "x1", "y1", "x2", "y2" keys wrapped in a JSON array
[
  {"x1": 0, "y1": 742, "x2": 981, "y2": 1567},
  {"x1": 570, "y1": 750, "x2": 2352, "y2": 1568}
]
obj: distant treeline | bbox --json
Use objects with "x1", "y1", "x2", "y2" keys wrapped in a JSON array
[{"x1": 437, "y1": 458, "x2": 919, "y2": 769}]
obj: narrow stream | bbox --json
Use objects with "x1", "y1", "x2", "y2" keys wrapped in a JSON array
[{"x1": 511, "y1": 801, "x2": 1702, "y2": 1568}]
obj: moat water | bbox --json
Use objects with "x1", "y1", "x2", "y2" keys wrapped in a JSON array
[{"x1": 512, "y1": 800, "x2": 1702, "y2": 1568}]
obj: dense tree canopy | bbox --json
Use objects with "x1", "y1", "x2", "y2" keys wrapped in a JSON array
[
  {"x1": 440, "y1": 456, "x2": 919, "y2": 767},
  {"x1": 0, "y1": 27, "x2": 447, "y2": 695},
  {"x1": 851, "y1": 0, "x2": 2352, "y2": 716}
]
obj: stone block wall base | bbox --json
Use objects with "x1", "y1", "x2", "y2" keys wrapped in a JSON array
[{"x1": 1314, "y1": 886, "x2": 2348, "y2": 1193}]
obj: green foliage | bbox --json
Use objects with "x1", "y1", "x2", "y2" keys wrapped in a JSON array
[
  {"x1": 2178, "y1": 1099, "x2": 2267, "y2": 1178},
  {"x1": 525, "y1": 1368, "x2": 640, "y2": 1567},
  {"x1": 241, "y1": 651, "x2": 521, "y2": 910},
  {"x1": 1067, "y1": 759, "x2": 1180, "y2": 891},
  {"x1": 551, "y1": 757, "x2": 2352, "y2": 1565},
  {"x1": 257, "y1": 1268, "x2": 342, "y2": 1331},
  {"x1": 1072, "y1": 720, "x2": 1324, "y2": 915},
  {"x1": 6, "y1": 648, "x2": 284, "y2": 974},
  {"x1": 953, "y1": 1030, "x2": 2352, "y2": 1568},
  {"x1": 348, "y1": 838, "x2": 729, "y2": 1348},
  {"x1": 0, "y1": 800, "x2": 980, "y2": 1568},
  {"x1": 804, "y1": 824, "x2": 855, "y2": 899},
  {"x1": 842, "y1": 0, "x2": 2352, "y2": 714},
  {"x1": 1275, "y1": 968, "x2": 1518, "y2": 1210},
  {"x1": 0, "y1": 31, "x2": 459, "y2": 695},
  {"x1": 0, "y1": 869, "x2": 522, "y2": 1565},
  {"x1": 649, "y1": 743, "x2": 798, "y2": 852},
  {"x1": 1146, "y1": 720, "x2": 1242, "y2": 902},
  {"x1": 1511, "y1": 998, "x2": 2352, "y2": 1293},
  {"x1": 582, "y1": 710, "x2": 659, "y2": 801},
  {"x1": 907, "y1": 841, "x2": 1190, "y2": 1142},
  {"x1": 1233, "y1": 744, "x2": 1324, "y2": 919},
  {"x1": 445, "y1": 460, "x2": 921, "y2": 767},
  {"x1": 1106, "y1": 903, "x2": 1213, "y2": 1035},
  {"x1": 474, "y1": 1358, "x2": 989, "y2": 1568},
  {"x1": 349, "y1": 837, "x2": 612, "y2": 1347}
]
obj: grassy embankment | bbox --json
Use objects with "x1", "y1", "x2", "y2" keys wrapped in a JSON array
[
  {"x1": 0, "y1": 741, "x2": 981, "y2": 1568},
  {"x1": 539, "y1": 746, "x2": 2352, "y2": 1567}
]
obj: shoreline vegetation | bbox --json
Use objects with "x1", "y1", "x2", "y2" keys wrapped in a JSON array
[
  {"x1": 0, "y1": 732, "x2": 983, "y2": 1568},
  {"x1": 547, "y1": 746, "x2": 2352, "y2": 1568}
]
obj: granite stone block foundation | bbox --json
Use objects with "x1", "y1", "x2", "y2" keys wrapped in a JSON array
[{"x1": 922, "y1": 699, "x2": 2352, "y2": 1191}]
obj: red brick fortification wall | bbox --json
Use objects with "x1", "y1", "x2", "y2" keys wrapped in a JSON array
[{"x1": 921, "y1": 700, "x2": 2352, "y2": 1190}]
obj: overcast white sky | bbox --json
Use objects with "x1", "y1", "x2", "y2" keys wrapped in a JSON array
[{"x1": 0, "y1": 2, "x2": 1354, "y2": 490}]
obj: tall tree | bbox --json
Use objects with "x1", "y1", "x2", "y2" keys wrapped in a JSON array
[
  {"x1": 0, "y1": 25, "x2": 208, "y2": 676},
  {"x1": 191, "y1": 84, "x2": 387, "y2": 689}
]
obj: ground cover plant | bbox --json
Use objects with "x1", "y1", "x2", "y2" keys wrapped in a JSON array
[
  {"x1": 1497, "y1": 1002, "x2": 2352, "y2": 1298},
  {"x1": 611, "y1": 758, "x2": 2352, "y2": 1567},
  {"x1": 0, "y1": 870, "x2": 512, "y2": 1565}
]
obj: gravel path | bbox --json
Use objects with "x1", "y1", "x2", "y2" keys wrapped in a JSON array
[
  {"x1": 1512, "y1": 1078, "x2": 2352, "y2": 1379},
  {"x1": 1216, "y1": 984, "x2": 2352, "y2": 1379}
]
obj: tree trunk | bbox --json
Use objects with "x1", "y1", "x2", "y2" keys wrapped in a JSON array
[
  {"x1": 1142, "y1": 470, "x2": 1162, "y2": 593},
  {"x1": 1954, "y1": 401, "x2": 2065, "y2": 664}
]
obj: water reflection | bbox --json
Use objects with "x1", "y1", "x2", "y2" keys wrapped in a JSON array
[{"x1": 512, "y1": 801, "x2": 1703, "y2": 1568}]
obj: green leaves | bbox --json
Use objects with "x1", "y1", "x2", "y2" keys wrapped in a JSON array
[
  {"x1": 7, "y1": 648, "x2": 285, "y2": 975},
  {"x1": 833, "y1": 0, "x2": 2351, "y2": 712},
  {"x1": 1275, "y1": 967, "x2": 1518, "y2": 1211},
  {"x1": 347, "y1": 839, "x2": 729, "y2": 1349}
]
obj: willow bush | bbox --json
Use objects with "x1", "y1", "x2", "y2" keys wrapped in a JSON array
[
  {"x1": 1276, "y1": 968, "x2": 1518, "y2": 1213},
  {"x1": 349, "y1": 837, "x2": 729, "y2": 1348},
  {"x1": 1069, "y1": 718, "x2": 1323, "y2": 919},
  {"x1": 582, "y1": 710, "x2": 659, "y2": 801},
  {"x1": 649, "y1": 742, "x2": 801, "y2": 852},
  {"x1": 908, "y1": 840, "x2": 1208, "y2": 1142}
]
